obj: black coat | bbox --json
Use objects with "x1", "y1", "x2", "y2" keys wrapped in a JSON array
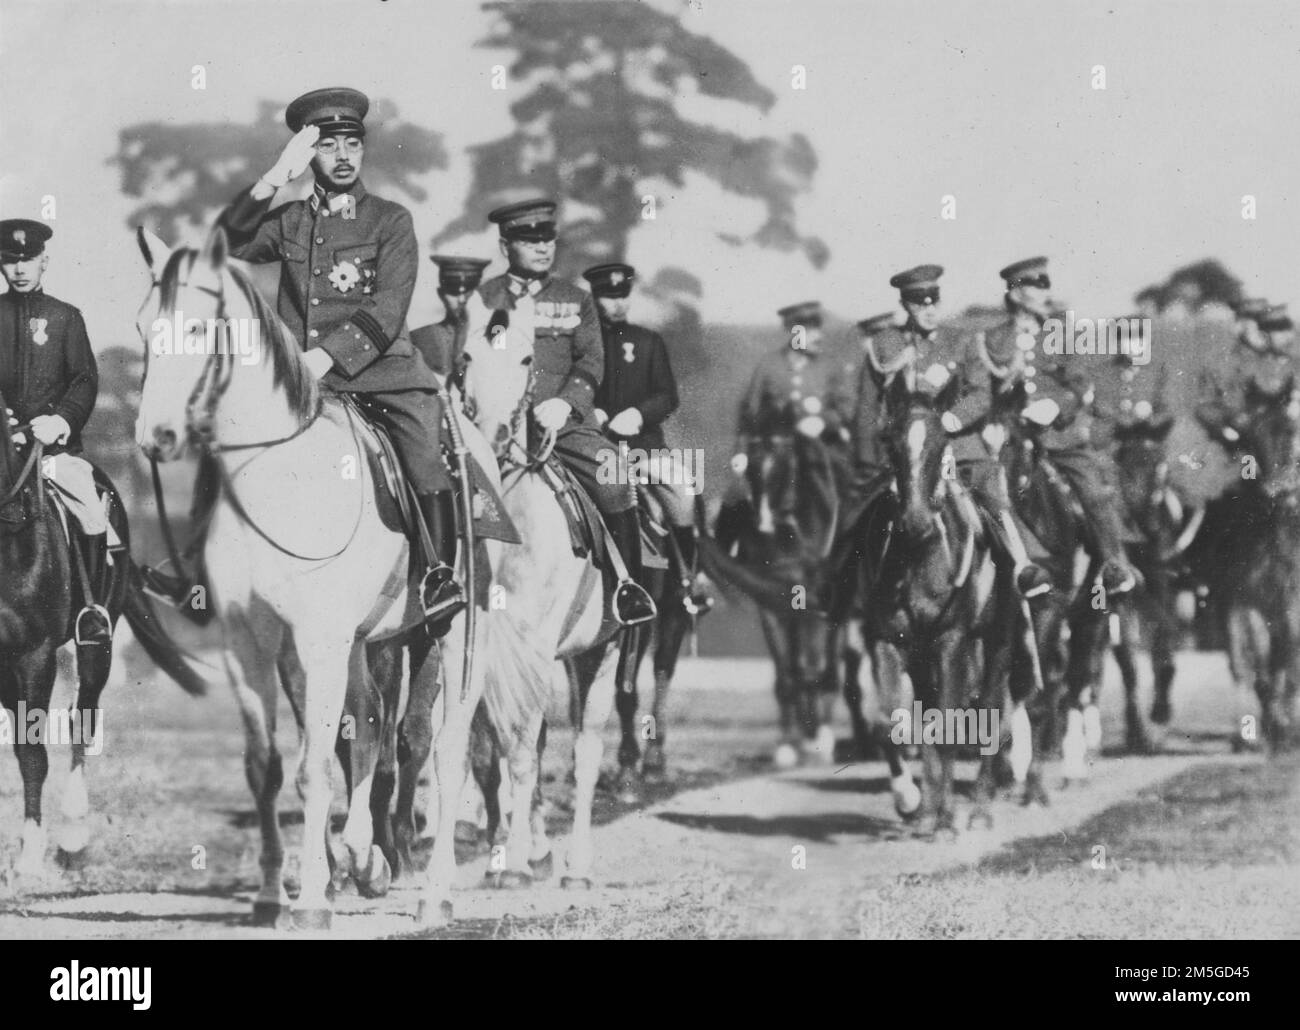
[{"x1": 593, "y1": 320, "x2": 678, "y2": 450}]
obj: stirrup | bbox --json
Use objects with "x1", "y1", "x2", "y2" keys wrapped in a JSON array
[
  {"x1": 140, "y1": 566, "x2": 190, "y2": 606},
  {"x1": 613, "y1": 579, "x2": 657, "y2": 627},
  {"x1": 420, "y1": 563, "x2": 466, "y2": 620},
  {"x1": 74, "y1": 604, "x2": 112, "y2": 646}
]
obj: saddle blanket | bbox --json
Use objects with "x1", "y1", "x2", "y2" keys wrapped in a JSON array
[{"x1": 43, "y1": 454, "x2": 120, "y2": 545}]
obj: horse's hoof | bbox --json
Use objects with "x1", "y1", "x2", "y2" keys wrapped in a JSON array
[
  {"x1": 454, "y1": 820, "x2": 480, "y2": 846},
  {"x1": 967, "y1": 808, "x2": 994, "y2": 831},
  {"x1": 354, "y1": 845, "x2": 392, "y2": 899},
  {"x1": 773, "y1": 743, "x2": 800, "y2": 770},
  {"x1": 1126, "y1": 729, "x2": 1155, "y2": 756},
  {"x1": 416, "y1": 899, "x2": 454, "y2": 928},
  {"x1": 251, "y1": 901, "x2": 286, "y2": 928},
  {"x1": 1150, "y1": 701, "x2": 1172, "y2": 726},
  {"x1": 291, "y1": 908, "x2": 333, "y2": 931},
  {"x1": 55, "y1": 847, "x2": 89, "y2": 872},
  {"x1": 891, "y1": 774, "x2": 922, "y2": 819},
  {"x1": 615, "y1": 767, "x2": 642, "y2": 804},
  {"x1": 560, "y1": 876, "x2": 593, "y2": 891},
  {"x1": 484, "y1": 869, "x2": 533, "y2": 890},
  {"x1": 802, "y1": 725, "x2": 837, "y2": 766},
  {"x1": 1021, "y1": 782, "x2": 1050, "y2": 808},
  {"x1": 528, "y1": 852, "x2": 555, "y2": 881}
]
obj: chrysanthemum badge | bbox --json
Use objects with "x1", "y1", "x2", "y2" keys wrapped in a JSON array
[{"x1": 328, "y1": 260, "x2": 361, "y2": 294}]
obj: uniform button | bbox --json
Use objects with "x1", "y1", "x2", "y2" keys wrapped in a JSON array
[
  {"x1": 311, "y1": 298, "x2": 320, "y2": 306},
  {"x1": 315, "y1": 237, "x2": 324, "y2": 244},
  {"x1": 1122, "y1": 369, "x2": 1134, "y2": 382},
  {"x1": 309, "y1": 329, "x2": 319, "y2": 339},
  {"x1": 313, "y1": 268, "x2": 321, "y2": 276},
  {"x1": 1025, "y1": 382, "x2": 1037, "y2": 395},
  {"x1": 1120, "y1": 398, "x2": 1132, "y2": 410},
  {"x1": 791, "y1": 375, "x2": 803, "y2": 386},
  {"x1": 1025, "y1": 366, "x2": 1036, "y2": 378},
  {"x1": 947, "y1": 361, "x2": 956, "y2": 370},
  {"x1": 362, "y1": 343, "x2": 371, "y2": 351},
  {"x1": 354, "y1": 332, "x2": 361, "y2": 339}
]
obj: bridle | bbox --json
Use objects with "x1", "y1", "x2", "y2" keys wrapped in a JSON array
[
  {"x1": 475, "y1": 362, "x2": 556, "y2": 476},
  {"x1": 145, "y1": 272, "x2": 362, "y2": 573}
]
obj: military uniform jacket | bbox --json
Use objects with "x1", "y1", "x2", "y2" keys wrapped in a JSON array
[
  {"x1": 980, "y1": 319, "x2": 1092, "y2": 451},
  {"x1": 1090, "y1": 354, "x2": 1173, "y2": 446},
  {"x1": 478, "y1": 273, "x2": 603, "y2": 422},
  {"x1": 1196, "y1": 337, "x2": 1296, "y2": 433},
  {"x1": 737, "y1": 344, "x2": 851, "y2": 448},
  {"x1": 851, "y1": 324, "x2": 988, "y2": 467},
  {"x1": 594, "y1": 320, "x2": 678, "y2": 450},
  {"x1": 0, "y1": 289, "x2": 97, "y2": 455},
  {"x1": 410, "y1": 318, "x2": 464, "y2": 378},
  {"x1": 217, "y1": 181, "x2": 439, "y2": 394}
]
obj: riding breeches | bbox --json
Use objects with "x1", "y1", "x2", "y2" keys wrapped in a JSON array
[
  {"x1": 349, "y1": 389, "x2": 451, "y2": 494},
  {"x1": 549, "y1": 422, "x2": 636, "y2": 515},
  {"x1": 1038, "y1": 446, "x2": 1127, "y2": 561}
]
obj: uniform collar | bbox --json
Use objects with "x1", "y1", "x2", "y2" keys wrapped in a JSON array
[
  {"x1": 906, "y1": 321, "x2": 938, "y2": 343},
  {"x1": 2, "y1": 286, "x2": 42, "y2": 302},
  {"x1": 507, "y1": 271, "x2": 549, "y2": 297},
  {"x1": 310, "y1": 180, "x2": 367, "y2": 216}
]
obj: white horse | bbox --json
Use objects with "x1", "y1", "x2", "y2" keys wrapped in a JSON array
[
  {"x1": 133, "y1": 225, "x2": 498, "y2": 928},
  {"x1": 457, "y1": 291, "x2": 626, "y2": 889}
]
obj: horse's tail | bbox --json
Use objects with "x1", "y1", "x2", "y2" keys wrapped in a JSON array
[
  {"x1": 697, "y1": 533, "x2": 807, "y2": 616},
  {"x1": 121, "y1": 562, "x2": 209, "y2": 696}
]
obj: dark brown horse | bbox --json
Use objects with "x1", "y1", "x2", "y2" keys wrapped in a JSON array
[
  {"x1": 702, "y1": 431, "x2": 842, "y2": 768},
  {"x1": 849, "y1": 373, "x2": 1017, "y2": 834},
  {"x1": 0, "y1": 390, "x2": 203, "y2": 880}
]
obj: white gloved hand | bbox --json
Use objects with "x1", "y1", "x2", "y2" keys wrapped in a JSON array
[
  {"x1": 1023, "y1": 398, "x2": 1061, "y2": 426},
  {"x1": 796, "y1": 414, "x2": 826, "y2": 438},
  {"x1": 30, "y1": 414, "x2": 71, "y2": 446},
  {"x1": 922, "y1": 363, "x2": 951, "y2": 390},
  {"x1": 1133, "y1": 400, "x2": 1153, "y2": 420},
  {"x1": 730, "y1": 453, "x2": 749, "y2": 475},
  {"x1": 594, "y1": 408, "x2": 609, "y2": 427},
  {"x1": 302, "y1": 347, "x2": 335, "y2": 379},
  {"x1": 981, "y1": 422, "x2": 1007, "y2": 453},
  {"x1": 1222, "y1": 425, "x2": 1240, "y2": 443},
  {"x1": 533, "y1": 397, "x2": 572, "y2": 432},
  {"x1": 607, "y1": 408, "x2": 643, "y2": 437},
  {"x1": 940, "y1": 412, "x2": 962, "y2": 434},
  {"x1": 261, "y1": 125, "x2": 321, "y2": 189}
]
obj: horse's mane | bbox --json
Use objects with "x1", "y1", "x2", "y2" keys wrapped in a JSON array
[{"x1": 157, "y1": 248, "x2": 319, "y2": 423}]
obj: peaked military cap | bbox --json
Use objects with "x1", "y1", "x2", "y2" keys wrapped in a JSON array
[
  {"x1": 286, "y1": 87, "x2": 369, "y2": 136},
  {"x1": 0, "y1": 219, "x2": 52, "y2": 261},
  {"x1": 856, "y1": 311, "x2": 896, "y2": 335},
  {"x1": 777, "y1": 300, "x2": 823, "y2": 330},
  {"x1": 889, "y1": 265, "x2": 943, "y2": 305},
  {"x1": 1258, "y1": 303, "x2": 1292, "y2": 332},
  {"x1": 999, "y1": 256, "x2": 1051, "y2": 289},
  {"x1": 430, "y1": 255, "x2": 491, "y2": 292},
  {"x1": 1234, "y1": 297, "x2": 1271, "y2": 321},
  {"x1": 489, "y1": 199, "x2": 558, "y2": 242},
  {"x1": 582, "y1": 262, "x2": 636, "y2": 298}
]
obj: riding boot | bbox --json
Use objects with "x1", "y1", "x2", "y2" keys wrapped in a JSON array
[
  {"x1": 73, "y1": 533, "x2": 112, "y2": 646},
  {"x1": 607, "y1": 509, "x2": 657, "y2": 626},
  {"x1": 996, "y1": 511, "x2": 1053, "y2": 599},
  {"x1": 672, "y1": 525, "x2": 714, "y2": 615},
  {"x1": 416, "y1": 490, "x2": 466, "y2": 629}
]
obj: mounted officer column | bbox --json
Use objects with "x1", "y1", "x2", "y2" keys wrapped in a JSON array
[
  {"x1": 213, "y1": 86, "x2": 465, "y2": 629},
  {"x1": 0, "y1": 219, "x2": 115, "y2": 643},
  {"x1": 411, "y1": 254, "x2": 492, "y2": 381},
  {"x1": 478, "y1": 199, "x2": 656, "y2": 626}
]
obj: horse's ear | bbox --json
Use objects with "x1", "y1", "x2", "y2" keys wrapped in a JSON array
[
  {"x1": 200, "y1": 224, "x2": 230, "y2": 273},
  {"x1": 136, "y1": 226, "x2": 172, "y2": 280}
]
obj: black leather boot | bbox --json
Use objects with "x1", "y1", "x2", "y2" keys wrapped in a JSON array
[
  {"x1": 416, "y1": 490, "x2": 466, "y2": 627},
  {"x1": 607, "y1": 509, "x2": 657, "y2": 626}
]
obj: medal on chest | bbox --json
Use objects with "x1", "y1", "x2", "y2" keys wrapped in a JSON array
[{"x1": 29, "y1": 317, "x2": 49, "y2": 346}]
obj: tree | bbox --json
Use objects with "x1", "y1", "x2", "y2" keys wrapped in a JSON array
[
  {"x1": 111, "y1": 99, "x2": 447, "y2": 241},
  {"x1": 434, "y1": 0, "x2": 828, "y2": 365}
]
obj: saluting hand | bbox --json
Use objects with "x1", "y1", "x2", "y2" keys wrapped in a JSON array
[{"x1": 262, "y1": 125, "x2": 321, "y2": 190}]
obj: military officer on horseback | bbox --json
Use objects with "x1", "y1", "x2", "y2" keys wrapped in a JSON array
[
  {"x1": 1197, "y1": 301, "x2": 1297, "y2": 443},
  {"x1": 478, "y1": 200, "x2": 656, "y2": 626},
  {"x1": 583, "y1": 261, "x2": 710, "y2": 612},
  {"x1": 213, "y1": 87, "x2": 465, "y2": 628},
  {"x1": 411, "y1": 255, "x2": 491, "y2": 381},
  {"x1": 980, "y1": 257, "x2": 1139, "y2": 595},
  {"x1": 835, "y1": 265, "x2": 1052, "y2": 605},
  {"x1": 730, "y1": 301, "x2": 854, "y2": 532},
  {"x1": 0, "y1": 219, "x2": 115, "y2": 642}
]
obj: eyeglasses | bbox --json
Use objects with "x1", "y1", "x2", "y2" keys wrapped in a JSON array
[{"x1": 315, "y1": 137, "x2": 364, "y2": 156}]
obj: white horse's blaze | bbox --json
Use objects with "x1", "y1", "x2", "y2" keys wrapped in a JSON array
[
  {"x1": 1009, "y1": 702, "x2": 1032, "y2": 783},
  {"x1": 907, "y1": 419, "x2": 927, "y2": 464}
]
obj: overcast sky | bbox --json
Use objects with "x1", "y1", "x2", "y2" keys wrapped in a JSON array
[{"x1": 3, "y1": 0, "x2": 1300, "y2": 346}]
